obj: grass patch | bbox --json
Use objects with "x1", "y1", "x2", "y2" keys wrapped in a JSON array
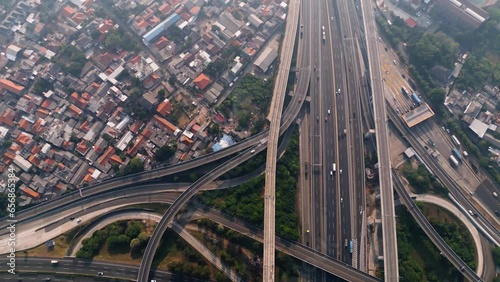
[{"x1": 18, "y1": 234, "x2": 69, "y2": 258}]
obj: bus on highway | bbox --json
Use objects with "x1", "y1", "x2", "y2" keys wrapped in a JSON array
[
  {"x1": 451, "y1": 135, "x2": 461, "y2": 146},
  {"x1": 449, "y1": 155, "x2": 459, "y2": 167},
  {"x1": 349, "y1": 240, "x2": 353, "y2": 253}
]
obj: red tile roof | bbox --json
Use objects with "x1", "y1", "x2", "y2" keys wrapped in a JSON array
[
  {"x1": 21, "y1": 187, "x2": 40, "y2": 198},
  {"x1": 35, "y1": 108, "x2": 50, "y2": 118},
  {"x1": 76, "y1": 140, "x2": 88, "y2": 155},
  {"x1": 109, "y1": 155, "x2": 122, "y2": 164},
  {"x1": 141, "y1": 128, "x2": 153, "y2": 138},
  {"x1": 98, "y1": 146, "x2": 115, "y2": 165},
  {"x1": 193, "y1": 73, "x2": 211, "y2": 90},
  {"x1": 156, "y1": 99, "x2": 172, "y2": 116},
  {"x1": 16, "y1": 133, "x2": 32, "y2": 146},
  {"x1": 127, "y1": 135, "x2": 146, "y2": 156},
  {"x1": 159, "y1": 3, "x2": 172, "y2": 15},
  {"x1": 97, "y1": 19, "x2": 114, "y2": 33},
  {"x1": 0, "y1": 108, "x2": 15, "y2": 126},
  {"x1": 153, "y1": 115, "x2": 178, "y2": 133},
  {"x1": 0, "y1": 78, "x2": 24, "y2": 94},
  {"x1": 68, "y1": 104, "x2": 83, "y2": 115},
  {"x1": 405, "y1": 17, "x2": 417, "y2": 28},
  {"x1": 61, "y1": 6, "x2": 76, "y2": 18}
]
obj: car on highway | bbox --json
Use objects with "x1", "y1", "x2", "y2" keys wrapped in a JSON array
[
  {"x1": 97, "y1": 272, "x2": 104, "y2": 276},
  {"x1": 322, "y1": 26, "x2": 325, "y2": 30},
  {"x1": 384, "y1": 47, "x2": 388, "y2": 52},
  {"x1": 324, "y1": 117, "x2": 327, "y2": 122},
  {"x1": 317, "y1": 116, "x2": 319, "y2": 121},
  {"x1": 344, "y1": 239, "x2": 348, "y2": 247},
  {"x1": 298, "y1": 97, "x2": 302, "y2": 102},
  {"x1": 330, "y1": 171, "x2": 333, "y2": 176},
  {"x1": 250, "y1": 149, "x2": 255, "y2": 154},
  {"x1": 76, "y1": 218, "x2": 82, "y2": 223},
  {"x1": 339, "y1": 169, "x2": 342, "y2": 174},
  {"x1": 340, "y1": 198, "x2": 343, "y2": 204},
  {"x1": 327, "y1": 109, "x2": 330, "y2": 115},
  {"x1": 337, "y1": 88, "x2": 341, "y2": 94},
  {"x1": 378, "y1": 37, "x2": 382, "y2": 42},
  {"x1": 393, "y1": 60, "x2": 397, "y2": 65}
]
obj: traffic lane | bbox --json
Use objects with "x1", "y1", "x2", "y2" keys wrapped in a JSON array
[
  {"x1": 0, "y1": 257, "x2": 179, "y2": 281},
  {"x1": 474, "y1": 180, "x2": 500, "y2": 216}
]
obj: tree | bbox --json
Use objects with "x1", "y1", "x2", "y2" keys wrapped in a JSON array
[
  {"x1": 428, "y1": 88, "x2": 446, "y2": 114},
  {"x1": 157, "y1": 89, "x2": 166, "y2": 101},
  {"x1": 493, "y1": 246, "x2": 500, "y2": 266},
  {"x1": 1, "y1": 140, "x2": 12, "y2": 148},
  {"x1": 130, "y1": 238, "x2": 142, "y2": 250},
  {"x1": 138, "y1": 232, "x2": 150, "y2": 243},
  {"x1": 128, "y1": 158, "x2": 144, "y2": 174},
  {"x1": 107, "y1": 234, "x2": 130, "y2": 253},
  {"x1": 155, "y1": 144, "x2": 177, "y2": 163},
  {"x1": 90, "y1": 29, "x2": 101, "y2": 40},
  {"x1": 125, "y1": 222, "x2": 141, "y2": 238}
]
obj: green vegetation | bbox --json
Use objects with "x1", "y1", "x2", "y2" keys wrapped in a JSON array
[
  {"x1": 0, "y1": 193, "x2": 9, "y2": 218},
  {"x1": 194, "y1": 219, "x2": 300, "y2": 281},
  {"x1": 396, "y1": 204, "x2": 475, "y2": 281},
  {"x1": 400, "y1": 163, "x2": 447, "y2": 196},
  {"x1": 218, "y1": 75, "x2": 273, "y2": 133},
  {"x1": 376, "y1": 16, "x2": 458, "y2": 115},
  {"x1": 204, "y1": 60, "x2": 227, "y2": 79},
  {"x1": 32, "y1": 78, "x2": 53, "y2": 95},
  {"x1": 77, "y1": 221, "x2": 148, "y2": 258},
  {"x1": 103, "y1": 28, "x2": 138, "y2": 52},
  {"x1": 153, "y1": 229, "x2": 219, "y2": 281},
  {"x1": 166, "y1": 26, "x2": 184, "y2": 44},
  {"x1": 454, "y1": 8, "x2": 500, "y2": 90},
  {"x1": 154, "y1": 144, "x2": 177, "y2": 163},
  {"x1": 116, "y1": 157, "x2": 144, "y2": 177},
  {"x1": 200, "y1": 130, "x2": 300, "y2": 241},
  {"x1": 493, "y1": 246, "x2": 500, "y2": 266},
  {"x1": 58, "y1": 46, "x2": 87, "y2": 77}
]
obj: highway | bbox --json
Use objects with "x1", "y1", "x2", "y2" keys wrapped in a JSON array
[
  {"x1": 392, "y1": 171, "x2": 483, "y2": 281},
  {"x1": 359, "y1": 0, "x2": 400, "y2": 280},
  {"x1": 0, "y1": 257, "x2": 185, "y2": 281},
  {"x1": 387, "y1": 105, "x2": 500, "y2": 245},
  {"x1": 1, "y1": 185, "x2": 380, "y2": 281},
  {"x1": 263, "y1": 0, "x2": 301, "y2": 279}
]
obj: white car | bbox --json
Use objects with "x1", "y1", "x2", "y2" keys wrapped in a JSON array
[
  {"x1": 327, "y1": 109, "x2": 330, "y2": 115},
  {"x1": 340, "y1": 198, "x2": 343, "y2": 203},
  {"x1": 330, "y1": 171, "x2": 333, "y2": 176},
  {"x1": 339, "y1": 169, "x2": 343, "y2": 174}
]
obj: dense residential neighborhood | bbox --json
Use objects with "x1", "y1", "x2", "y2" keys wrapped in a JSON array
[{"x1": 0, "y1": 0, "x2": 288, "y2": 206}]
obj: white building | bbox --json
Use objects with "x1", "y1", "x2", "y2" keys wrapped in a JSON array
[
  {"x1": 14, "y1": 155, "x2": 32, "y2": 171},
  {"x1": 6, "y1": 45, "x2": 22, "y2": 61},
  {"x1": 116, "y1": 131, "x2": 134, "y2": 151}
]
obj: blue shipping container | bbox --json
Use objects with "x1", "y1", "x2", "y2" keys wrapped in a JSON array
[
  {"x1": 452, "y1": 148, "x2": 461, "y2": 160},
  {"x1": 412, "y1": 93, "x2": 421, "y2": 105}
]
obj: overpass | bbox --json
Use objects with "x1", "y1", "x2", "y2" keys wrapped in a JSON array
[
  {"x1": 263, "y1": 0, "x2": 301, "y2": 280},
  {"x1": 359, "y1": 0, "x2": 399, "y2": 280},
  {"x1": 386, "y1": 104, "x2": 500, "y2": 245},
  {"x1": 392, "y1": 171, "x2": 483, "y2": 281}
]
